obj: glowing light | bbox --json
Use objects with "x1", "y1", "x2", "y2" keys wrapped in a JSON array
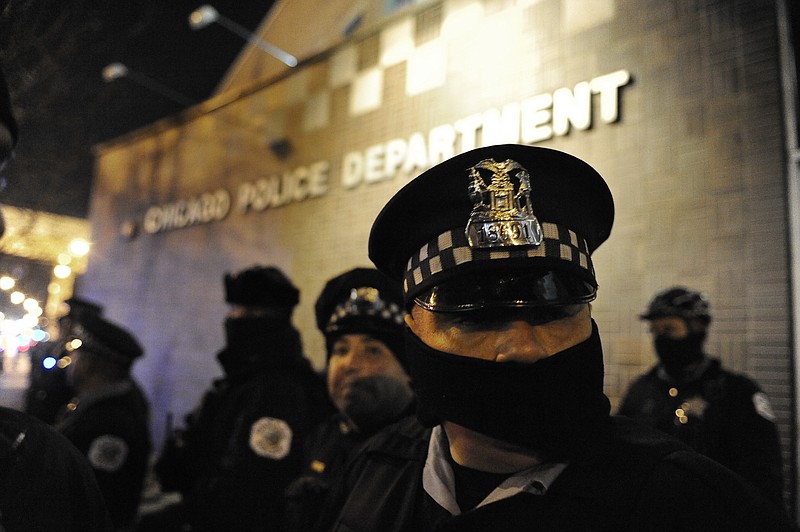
[
  {"x1": 69, "y1": 238, "x2": 90, "y2": 257},
  {"x1": 43, "y1": 356, "x2": 57, "y2": 369},
  {"x1": 48, "y1": 282, "x2": 61, "y2": 294},
  {"x1": 10, "y1": 291, "x2": 24, "y2": 304},
  {"x1": 57, "y1": 253, "x2": 72, "y2": 265},
  {"x1": 67, "y1": 338, "x2": 82, "y2": 351},
  {"x1": 54, "y1": 265, "x2": 72, "y2": 279},
  {"x1": 0, "y1": 276, "x2": 14, "y2": 290},
  {"x1": 189, "y1": 5, "x2": 219, "y2": 30},
  {"x1": 32, "y1": 329, "x2": 48, "y2": 342},
  {"x1": 23, "y1": 298, "x2": 39, "y2": 312},
  {"x1": 57, "y1": 356, "x2": 72, "y2": 369},
  {"x1": 102, "y1": 63, "x2": 128, "y2": 82}
]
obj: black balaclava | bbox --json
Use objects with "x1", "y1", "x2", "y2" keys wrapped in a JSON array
[
  {"x1": 406, "y1": 319, "x2": 610, "y2": 461},
  {"x1": 654, "y1": 328, "x2": 707, "y2": 380},
  {"x1": 219, "y1": 316, "x2": 303, "y2": 376}
]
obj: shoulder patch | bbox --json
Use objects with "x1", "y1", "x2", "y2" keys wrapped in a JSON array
[
  {"x1": 752, "y1": 392, "x2": 776, "y2": 422},
  {"x1": 88, "y1": 435, "x2": 129, "y2": 472},
  {"x1": 249, "y1": 417, "x2": 292, "y2": 460}
]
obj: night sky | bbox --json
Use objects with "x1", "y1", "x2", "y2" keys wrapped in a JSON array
[{"x1": 0, "y1": 0, "x2": 274, "y2": 218}]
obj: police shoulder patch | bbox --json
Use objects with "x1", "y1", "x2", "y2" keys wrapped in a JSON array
[
  {"x1": 249, "y1": 417, "x2": 292, "y2": 460},
  {"x1": 88, "y1": 434, "x2": 129, "y2": 472},
  {"x1": 752, "y1": 392, "x2": 776, "y2": 422}
]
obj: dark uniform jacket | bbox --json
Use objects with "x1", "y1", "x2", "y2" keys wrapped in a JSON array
[
  {"x1": 618, "y1": 358, "x2": 784, "y2": 505},
  {"x1": 318, "y1": 415, "x2": 793, "y2": 531},
  {"x1": 284, "y1": 405, "x2": 414, "y2": 532},
  {"x1": 57, "y1": 380, "x2": 151, "y2": 531},
  {"x1": 0, "y1": 406, "x2": 113, "y2": 531},
  {"x1": 175, "y1": 352, "x2": 332, "y2": 532}
]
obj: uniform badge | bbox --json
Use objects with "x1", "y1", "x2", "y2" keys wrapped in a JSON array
[
  {"x1": 752, "y1": 392, "x2": 776, "y2": 422},
  {"x1": 88, "y1": 435, "x2": 129, "y2": 472},
  {"x1": 465, "y1": 158, "x2": 544, "y2": 249},
  {"x1": 249, "y1": 417, "x2": 293, "y2": 460}
]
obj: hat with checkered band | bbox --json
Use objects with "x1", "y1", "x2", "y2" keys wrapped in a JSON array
[
  {"x1": 315, "y1": 267, "x2": 407, "y2": 367},
  {"x1": 368, "y1": 144, "x2": 614, "y2": 311}
]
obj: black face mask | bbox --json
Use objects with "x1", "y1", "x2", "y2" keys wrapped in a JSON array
[
  {"x1": 405, "y1": 320, "x2": 610, "y2": 459},
  {"x1": 654, "y1": 331, "x2": 706, "y2": 379},
  {"x1": 219, "y1": 316, "x2": 303, "y2": 375},
  {"x1": 341, "y1": 374, "x2": 414, "y2": 435}
]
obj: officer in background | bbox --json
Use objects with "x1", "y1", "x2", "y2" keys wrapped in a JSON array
[
  {"x1": 318, "y1": 144, "x2": 792, "y2": 531},
  {"x1": 56, "y1": 311, "x2": 151, "y2": 531},
  {"x1": 155, "y1": 265, "x2": 331, "y2": 531},
  {"x1": 284, "y1": 267, "x2": 414, "y2": 531},
  {"x1": 618, "y1": 286, "x2": 785, "y2": 507},
  {"x1": 0, "y1": 61, "x2": 113, "y2": 532},
  {"x1": 25, "y1": 296, "x2": 104, "y2": 424}
]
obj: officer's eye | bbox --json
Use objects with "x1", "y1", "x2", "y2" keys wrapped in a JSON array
[{"x1": 330, "y1": 342, "x2": 350, "y2": 357}]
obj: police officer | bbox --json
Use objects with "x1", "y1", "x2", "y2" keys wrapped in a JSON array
[
  {"x1": 284, "y1": 267, "x2": 413, "y2": 531},
  {"x1": 158, "y1": 265, "x2": 331, "y2": 531},
  {"x1": 318, "y1": 144, "x2": 792, "y2": 531},
  {"x1": 55, "y1": 312, "x2": 151, "y2": 531},
  {"x1": 619, "y1": 286, "x2": 785, "y2": 506},
  {"x1": 25, "y1": 296, "x2": 104, "y2": 424}
]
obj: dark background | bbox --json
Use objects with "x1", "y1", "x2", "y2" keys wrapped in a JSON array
[{"x1": 0, "y1": 0, "x2": 275, "y2": 219}]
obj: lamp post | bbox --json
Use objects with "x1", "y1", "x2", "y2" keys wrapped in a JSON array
[
  {"x1": 102, "y1": 62, "x2": 196, "y2": 108},
  {"x1": 189, "y1": 5, "x2": 298, "y2": 68}
]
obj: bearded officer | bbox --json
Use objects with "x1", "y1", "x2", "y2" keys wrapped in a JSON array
[
  {"x1": 619, "y1": 286, "x2": 785, "y2": 508},
  {"x1": 317, "y1": 144, "x2": 792, "y2": 531},
  {"x1": 56, "y1": 312, "x2": 151, "y2": 531}
]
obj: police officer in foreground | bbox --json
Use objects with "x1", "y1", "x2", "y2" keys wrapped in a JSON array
[
  {"x1": 284, "y1": 267, "x2": 414, "y2": 531},
  {"x1": 619, "y1": 286, "x2": 785, "y2": 507},
  {"x1": 56, "y1": 312, "x2": 151, "y2": 531},
  {"x1": 317, "y1": 144, "x2": 793, "y2": 531},
  {"x1": 156, "y1": 265, "x2": 331, "y2": 531},
  {"x1": 0, "y1": 63, "x2": 112, "y2": 532}
]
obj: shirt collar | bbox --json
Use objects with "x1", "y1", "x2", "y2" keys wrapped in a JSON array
[{"x1": 422, "y1": 425, "x2": 568, "y2": 515}]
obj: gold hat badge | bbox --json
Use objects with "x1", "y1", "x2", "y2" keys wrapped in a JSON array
[{"x1": 465, "y1": 158, "x2": 544, "y2": 249}]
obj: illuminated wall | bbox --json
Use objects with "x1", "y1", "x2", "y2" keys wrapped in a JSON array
[{"x1": 90, "y1": 0, "x2": 792, "y2": 499}]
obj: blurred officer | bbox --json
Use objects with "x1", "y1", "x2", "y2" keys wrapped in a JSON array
[
  {"x1": 318, "y1": 144, "x2": 792, "y2": 531},
  {"x1": 0, "y1": 62, "x2": 113, "y2": 532},
  {"x1": 157, "y1": 265, "x2": 331, "y2": 531},
  {"x1": 25, "y1": 296, "x2": 104, "y2": 424},
  {"x1": 284, "y1": 267, "x2": 413, "y2": 531},
  {"x1": 618, "y1": 286, "x2": 784, "y2": 506},
  {"x1": 56, "y1": 312, "x2": 152, "y2": 531}
]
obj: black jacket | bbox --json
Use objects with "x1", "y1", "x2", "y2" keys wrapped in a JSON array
[
  {"x1": 57, "y1": 380, "x2": 151, "y2": 531},
  {"x1": 618, "y1": 358, "x2": 784, "y2": 505},
  {"x1": 319, "y1": 415, "x2": 793, "y2": 531},
  {"x1": 1, "y1": 406, "x2": 113, "y2": 531},
  {"x1": 175, "y1": 352, "x2": 332, "y2": 532}
]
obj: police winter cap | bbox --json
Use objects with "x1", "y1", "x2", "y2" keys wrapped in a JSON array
[
  {"x1": 315, "y1": 268, "x2": 407, "y2": 367},
  {"x1": 224, "y1": 265, "x2": 300, "y2": 310},
  {"x1": 369, "y1": 144, "x2": 614, "y2": 309},
  {"x1": 71, "y1": 312, "x2": 143, "y2": 364}
]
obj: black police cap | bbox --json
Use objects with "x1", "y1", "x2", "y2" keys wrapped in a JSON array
[
  {"x1": 71, "y1": 313, "x2": 143, "y2": 365},
  {"x1": 224, "y1": 265, "x2": 300, "y2": 310},
  {"x1": 369, "y1": 145, "x2": 614, "y2": 310}
]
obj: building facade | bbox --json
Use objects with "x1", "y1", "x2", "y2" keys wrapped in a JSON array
[{"x1": 89, "y1": 0, "x2": 798, "y2": 514}]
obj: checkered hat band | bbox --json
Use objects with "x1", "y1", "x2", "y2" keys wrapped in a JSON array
[{"x1": 403, "y1": 222, "x2": 591, "y2": 295}]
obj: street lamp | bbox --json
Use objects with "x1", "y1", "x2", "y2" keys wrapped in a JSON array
[
  {"x1": 189, "y1": 5, "x2": 298, "y2": 68},
  {"x1": 102, "y1": 62, "x2": 196, "y2": 108}
]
